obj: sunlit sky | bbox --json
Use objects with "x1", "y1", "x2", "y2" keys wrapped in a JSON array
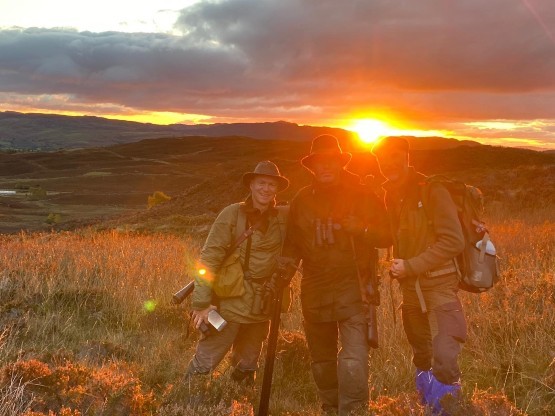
[{"x1": 1, "y1": 0, "x2": 555, "y2": 149}]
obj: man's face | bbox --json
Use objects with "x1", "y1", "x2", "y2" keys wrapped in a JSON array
[
  {"x1": 376, "y1": 149, "x2": 409, "y2": 183},
  {"x1": 310, "y1": 155, "x2": 343, "y2": 184},
  {"x1": 250, "y1": 176, "x2": 279, "y2": 207}
]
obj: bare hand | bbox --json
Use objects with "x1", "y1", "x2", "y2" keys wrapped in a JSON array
[
  {"x1": 191, "y1": 305, "x2": 217, "y2": 329},
  {"x1": 389, "y1": 258, "x2": 407, "y2": 279}
]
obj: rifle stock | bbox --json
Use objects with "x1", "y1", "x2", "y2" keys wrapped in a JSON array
[{"x1": 366, "y1": 301, "x2": 379, "y2": 349}]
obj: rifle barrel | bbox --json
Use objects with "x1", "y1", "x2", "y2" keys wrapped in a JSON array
[{"x1": 172, "y1": 281, "x2": 194, "y2": 305}]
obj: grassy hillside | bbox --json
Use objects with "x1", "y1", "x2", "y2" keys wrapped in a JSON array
[
  {"x1": 0, "y1": 200, "x2": 553, "y2": 415},
  {"x1": 0, "y1": 136, "x2": 553, "y2": 414}
]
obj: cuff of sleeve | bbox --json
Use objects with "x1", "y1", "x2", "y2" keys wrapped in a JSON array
[
  {"x1": 404, "y1": 260, "x2": 417, "y2": 277},
  {"x1": 191, "y1": 300, "x2": 211, "y2": 310}
]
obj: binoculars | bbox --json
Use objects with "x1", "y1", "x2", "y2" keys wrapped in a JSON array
[
  {"x1": 315, "y1": 217, "x2": 337, "y2": 246},
  {"x1": 251, "y1": 280, "x2": 275, "y2": 316}
]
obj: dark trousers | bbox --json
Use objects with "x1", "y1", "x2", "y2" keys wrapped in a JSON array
[
  {"x1": 402, "y1": 289, "x2": 467, "y2": 384},
  {"x1": 303, "y1": 312, "x2": 369, "y2": 415}
]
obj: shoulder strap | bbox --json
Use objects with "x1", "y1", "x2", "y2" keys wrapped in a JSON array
[
  {"x1": 218, "y1": 204, "x2": 262, "y2": 266},
  {"x1": 235, "y1": 203, "x2": 247, "y2": 242}
]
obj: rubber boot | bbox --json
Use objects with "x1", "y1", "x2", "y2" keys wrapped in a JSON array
[
  {"x1": 426, "y1": 374, "x2": 461, "y2": 415},
  {"x1": 415, "y1": 368, "x2": 432, "y2": 405}
]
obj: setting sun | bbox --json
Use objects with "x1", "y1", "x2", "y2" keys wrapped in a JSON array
[{"x1": 350, "y1": 119, "x2": 393, "y2": 144}]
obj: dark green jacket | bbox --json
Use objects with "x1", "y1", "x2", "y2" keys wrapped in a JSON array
[
  {"x1": 192, "y1": 200, "x2": 287, "y2": 323},
  {"x1": 384, "y1": 168, "x2": 465, "y2": 295},
  {"x1": 284, "y1": 171, "x2": 389, "y2": 323}
]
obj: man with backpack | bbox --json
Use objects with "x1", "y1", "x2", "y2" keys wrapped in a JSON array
[
  {"x1": 371, "y1": 137, "x2": 467, "y2": 415},
  {"x1": 284, "y1": 135, "x2": 390, "y2": 415},
  {"x1": 186, "y1": 161, "x2": 289, "y2": 385}
]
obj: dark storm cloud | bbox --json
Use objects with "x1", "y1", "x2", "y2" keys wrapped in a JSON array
[
  {"x1": 175, "y1": 0, "x2": 555, "y2": 92},
  {"x1": 0, "y1": 28, "x2": 251, "y2": 110},
  {"x1": 0, "y1": 0, "x2": 555, "y2": 125}
]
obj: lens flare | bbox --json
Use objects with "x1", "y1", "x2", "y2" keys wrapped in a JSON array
[{"x1": 143, "y1": 299, "x2": 157, "y2": 313}]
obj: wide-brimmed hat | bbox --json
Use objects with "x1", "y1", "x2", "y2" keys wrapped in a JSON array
[
  {"x1": 242, "y1": 160, "x2": 289, "y2": 192},
  {"x1": 301, "y1": 134, "x2": 352, "y2": 169},
  {"x1": 371, "y1": 136, "x2": 410, "y2": 156}
]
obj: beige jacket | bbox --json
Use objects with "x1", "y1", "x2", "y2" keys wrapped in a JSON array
[{"x1": 192, "y1": 200, "x2": 287, "y2": 323}]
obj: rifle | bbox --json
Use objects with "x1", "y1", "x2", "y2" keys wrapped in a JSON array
[
  {"x1": 171, "y1": 281, "x2": 227, "y2": 334},
  {"x1": 366, "y1": 248, "x2": 380, "y2": 349},
  {"x1": 257, "y1": 256, "x2": 298, "y2": 416},
  {"x1": 349, "y1": 169, "x2": 381, "y2": 348}
]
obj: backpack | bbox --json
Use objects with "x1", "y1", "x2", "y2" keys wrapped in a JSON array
[{"x1": 421, "y1": 175, "x2": 499, "y2": 293}]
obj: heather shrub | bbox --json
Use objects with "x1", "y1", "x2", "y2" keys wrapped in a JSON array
[{"x1": 0, "y1": 203, "x2": 552, "y2": 415}]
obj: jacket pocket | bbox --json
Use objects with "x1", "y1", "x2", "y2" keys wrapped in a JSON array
[{"x1": 213, "y1": 250, "x2": 246, "y2": 298}]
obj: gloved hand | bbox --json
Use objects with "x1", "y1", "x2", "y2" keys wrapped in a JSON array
[{"x1": 341, "y1": 215, "x2": 365, "y2": 235}]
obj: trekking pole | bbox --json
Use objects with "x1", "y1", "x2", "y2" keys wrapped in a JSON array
[{"x1": 257, "y1": 257, "x2": 298, "y2": 416}]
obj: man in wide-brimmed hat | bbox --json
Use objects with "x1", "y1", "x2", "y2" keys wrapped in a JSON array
[
  {"x1": 186, "y1": 160, "x2": 289, "y2": 387},
  {"x1": 284, "y1": 135, "x2": 390, "y2": 415}
]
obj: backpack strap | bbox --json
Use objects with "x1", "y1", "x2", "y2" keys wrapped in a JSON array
[{"x1": 234, "y1": 203, "x2": 247, "y2": 242}]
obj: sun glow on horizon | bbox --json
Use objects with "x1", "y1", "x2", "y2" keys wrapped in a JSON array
[
  {"x1": 102, "y1": 111, "x2": 212, "y2": 125},
  {"x1": 349, "y1": 119, "x2": 393, "y2": 144}
]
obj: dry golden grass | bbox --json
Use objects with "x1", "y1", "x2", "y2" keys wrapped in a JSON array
[{"x1": 0, "y1": 203, "x2": 553, "y2": 415}]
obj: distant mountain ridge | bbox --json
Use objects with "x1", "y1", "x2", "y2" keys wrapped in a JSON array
[{"x1": 0, "y1": 111, "x2": 486, "y2": 152}]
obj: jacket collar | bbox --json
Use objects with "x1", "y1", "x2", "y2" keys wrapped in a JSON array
[
  {"x1": 243, "y1": 195, "x2": 278, "y2": 217},
  {"x1": 382, "y1": 167, "x2": 426, "y2": 193}
]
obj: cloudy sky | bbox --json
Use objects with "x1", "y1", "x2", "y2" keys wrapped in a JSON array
[{"x1": 1, "y1": 0, "x2": 554, "y2": 149}]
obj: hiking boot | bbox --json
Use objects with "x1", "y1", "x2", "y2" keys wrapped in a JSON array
[
  {"x1": 230, "y1": 367, "x2": 255, "y2": 386},
  {"x1": 415, "y1": 368, "x2": 432, "y2": 405},
  {"x1": 426, "y1": 374, "x2": 461, "y2": 415}
]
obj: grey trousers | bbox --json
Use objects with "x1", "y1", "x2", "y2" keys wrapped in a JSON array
[
  {"x1": 304, "y1": 312, "x2": 369, "y2": 415},
  {"x1": 402, "y1": 288, "x2": 467, "y2": 385},
  {"x1": 187, "y1": 320, "x2": 270, "y2": 375}
]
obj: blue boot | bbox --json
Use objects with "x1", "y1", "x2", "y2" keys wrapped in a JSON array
[
  {"x1": 415, "y1": 368, "x2": 432, "y2": 405},
  {"x1": 426, "y1": 374, "x2": 461, "y2": 415}
]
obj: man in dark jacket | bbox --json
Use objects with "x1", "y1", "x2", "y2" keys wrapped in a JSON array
[
  {"x1": 372, "y1": 137, "x2": 467, "y2": 415},
  {"x1": 284, "y1": 135, "x2": 389, "y2": 415}
]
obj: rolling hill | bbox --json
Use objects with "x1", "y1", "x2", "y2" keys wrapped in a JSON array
[
  {"x1": 0, "y1": 111, "x2": 481, "y2": 151},
  {"x1": 0, "y1": 134, "x2": 553, "y2": 235}
]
